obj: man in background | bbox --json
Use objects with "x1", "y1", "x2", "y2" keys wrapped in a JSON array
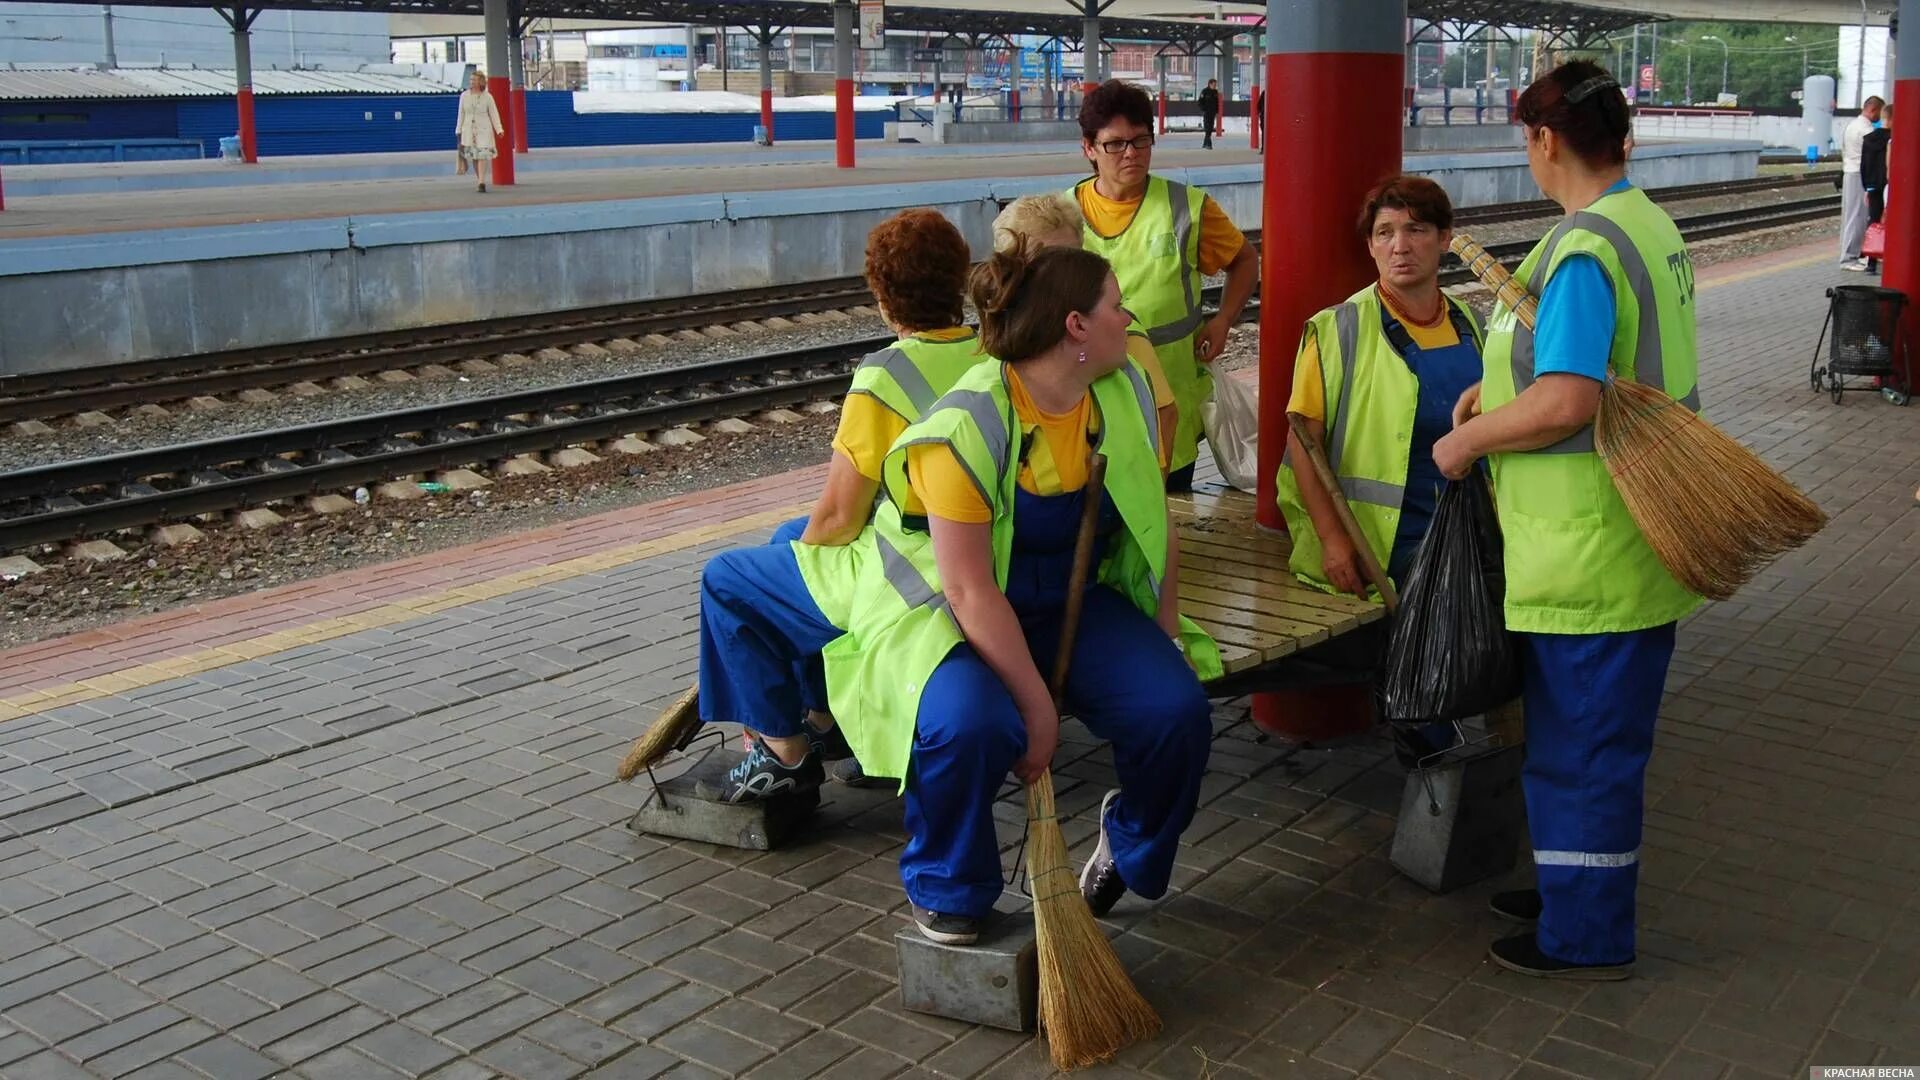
[
  {"x1": 1199, "y1": 78, "x2": 1220, "y2": 149},
  {"x1": 1840, "y1": 96, "x2": 1884, "y2": 271}
]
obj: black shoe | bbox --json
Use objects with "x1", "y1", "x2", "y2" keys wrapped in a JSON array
[
  {"x1": 827, "y1": 756, "x2": 895, "y2": 789},
  {"x1": 1079, "y1": 790, "x2": 1127, "y2": 917},
  {"x1": 1490, "y1": 889, "x2": 1542, "y2": 923},
  {"x1": 699, "y1": 734, "x2": 822, "y2": 803},
  {"x1": 1488, "y1": 933, "x2": 1633, "y2": 981},
  {"x1": 912, "y1": 905, "x2": 980, "y2": 945},
  {"x1": 803, "y1": 716, "x2": 853, "y2": 762}
]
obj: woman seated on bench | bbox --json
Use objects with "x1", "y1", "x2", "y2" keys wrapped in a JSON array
[
  {"x1": 695, "y1": 240, "x2": 1220, "y2": 945},
  {"x1": 707, "y1": 209, "x2": 987, "y2": 793}
]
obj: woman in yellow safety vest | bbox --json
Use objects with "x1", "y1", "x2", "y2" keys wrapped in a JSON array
[
  {"x1": 693, "y1": 239, "x2": 1219, "y2": 946},
  {"x1": 1433, "y1": 61, "x2": 1703, "y2": 981},
  {"x1": 715, "y1": 208, "x2": 987, "y2": 789},
  {"x1": 995, "y1": 191, "x2": 1180, "y2": 466},
  {"x1": 1276, "y1": 174, "x2": 1484, "y2": 598}
]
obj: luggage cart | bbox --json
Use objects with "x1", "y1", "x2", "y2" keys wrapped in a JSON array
[{"x1": 1809, "y1": 285, "x2": 1912, "y2": 406}]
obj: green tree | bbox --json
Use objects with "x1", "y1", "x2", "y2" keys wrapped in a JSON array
[{"x1": 1635, "y1": 21, "x2": 1840, "y2": 108}]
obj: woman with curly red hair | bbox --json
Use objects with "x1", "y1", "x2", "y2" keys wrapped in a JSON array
[{"x1": 700, "y1": 208, "x2": 991, "y2": 800}]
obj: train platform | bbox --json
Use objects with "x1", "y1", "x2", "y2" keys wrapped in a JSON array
[{"x1": 1, "y1": 238, "x2": 1916, "y2": 1078}]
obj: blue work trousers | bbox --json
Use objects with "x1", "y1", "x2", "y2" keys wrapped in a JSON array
[
  {"x1": 697, "y1": 539, "x2": 836, "y2": 738},
  {"x1": 1519, "y1": 623, "x2": 1677, "y2": 966},
  {"x1": 903, "y1": 586, "x2": 1212, "y2": 920}
]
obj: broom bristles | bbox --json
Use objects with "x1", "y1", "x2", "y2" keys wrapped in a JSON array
[
  {"x1": 615, "y1": 684, "x2": 702, "y2": 781},
  {"x1": 1025, "y1": 770, "x2": 1161, "y2": 1071},
  {"x1": 1595, "y1": 377, "x2": 1827, "y2": 600}
]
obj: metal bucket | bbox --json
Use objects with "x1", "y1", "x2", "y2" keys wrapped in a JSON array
[{"x1": 1390, "y1": 736, "x2": 1525, "y2": 894}]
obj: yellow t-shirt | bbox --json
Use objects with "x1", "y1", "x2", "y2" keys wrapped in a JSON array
[
  {"x1": 1076, "y1": 182, "x2": 1246, "y2": 275},
  {"x1": 1287, "y1": 289, "x2": 1462, "y2": 423},
  {"x1": 904, "y1": 364, "x2": 1169, "y2": 523},
  {"x1": 1127, "y1": 333, "x2": 1177, "y2": 413},
  {"x1": 830, "y1": 327, "x2": 976, "y2": 479}
]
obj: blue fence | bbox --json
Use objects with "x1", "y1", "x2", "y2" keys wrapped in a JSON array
[
  {"x1": 8, "y1": 91, "x2": 889, "y2": 160},
  {"x1": 0, "y1": 138, "x2": 202, "y2": 165}
]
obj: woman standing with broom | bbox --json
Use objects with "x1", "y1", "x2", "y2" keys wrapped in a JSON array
[{"x1": 1432, "y1": 60, "x2": 1702, "y2": 981}]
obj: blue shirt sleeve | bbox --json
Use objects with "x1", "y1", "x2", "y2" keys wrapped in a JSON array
[{"x1": 1531, "y1": 253, "x2": 1616, "y2": 383}]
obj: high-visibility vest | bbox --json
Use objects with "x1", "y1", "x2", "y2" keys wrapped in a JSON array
[
  {"x1": 1479, "y1": 186, "x2": 1703, "y2": 633},
  {"x1": 1275, "y1": 285, "x2": 1482, "y2": 597},
  {"x1": 845, "y1": 330, "x2": 986, "y2": 424},
  {"x1": 1072, "y1": 176, "x2": 1210, "y2": 472},
  {"x1": 793, "y1": 359, "x2": 1222, "y2": 786}
]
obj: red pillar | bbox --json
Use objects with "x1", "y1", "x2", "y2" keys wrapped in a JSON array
[
  {"x1": 1250, "y1": 86, "x2": 1262, "y2": 150},
  {"x1": 513, "y1": 87, "x2": 528, "y2": 152},
  {"x1": 237, "y1": 86, "x2": 257, "y2": 163},
  {"x1": 0, "y1": 162, "x2": 7, "y2": 211},
  {"x1": 487, "y1": 75, "x2": 515, "y2": 185},
  {"x1": 1157, "y1": 88, "x2": 1168, "y2": 133},
  {"x1": 1886, "y1": 2, "x2": 1919, "y2": 389},
  {"x1": 833, "y1": 0, "x2": 854, "y2": 168},
  {"x1": 1252, "y1": 0, "x2": 1404, "y2": 739},
  {"x1": 761, "y1": 89, "x2": 776, "y2": 144}
]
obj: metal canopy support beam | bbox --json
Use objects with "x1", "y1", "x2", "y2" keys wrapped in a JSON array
[
  {"x1": 509, "y1": 8, "x2": 529, "y2": 152},
  {"x1": 215, "y1": 5, "x2": 262, "y2": 163},
  {"x1": 1082, "y1": 0, "x2": 1101, "y2": 88},
  {"x1": 483, "y1": 0, "x2": 514, "y2": 183},
  {"x1": 833, "y1": 0, "x2": 853, "y2": 168},
  {"x1": 757, "y1": 21, "x2": 776, "y2": 145}
]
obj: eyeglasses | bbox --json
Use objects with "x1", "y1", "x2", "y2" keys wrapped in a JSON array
[{"x1": 1096, "y1": 135, "x2": 1155, "y2": 155}]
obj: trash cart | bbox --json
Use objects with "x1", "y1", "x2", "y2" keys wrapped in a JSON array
[{"x1": 1809, "y1": 285, "x2": 1912, "y2": 406}]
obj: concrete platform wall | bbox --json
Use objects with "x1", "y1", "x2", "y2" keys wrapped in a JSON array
[{"x1": 0, "y1": 140, "x2": 1761, "y2": 376}]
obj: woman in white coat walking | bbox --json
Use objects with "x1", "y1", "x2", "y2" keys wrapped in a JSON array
[{"x1": 456, "y1": 70, "x2": 505, "y2": 193}]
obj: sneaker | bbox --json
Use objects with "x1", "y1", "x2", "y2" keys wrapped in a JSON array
[
  {"x1": 1841, "y1": 259, "x2": 1872, "y2": 271},
  {"x1": 912, "y1": 905, "x2": 980, "y2": 945},
  {"x1": 828, "y1": 756, "x2": 895, "y2": 789},
  {"x1": 1488, "y1": 933, "x2": 1633, "y2": 981},
  {"x1": 1489, "y1": 889, "x2": 1543, "y2": 923},
  {"x1": 803, "y1": 716, "x2": 853, "y2": 762},
  {"x1": 701, "y1": 734, "x2": 822, "y2": 804},
  {"x1": 1079, "y1": 790, "x2": 1127, "y2": 917}
]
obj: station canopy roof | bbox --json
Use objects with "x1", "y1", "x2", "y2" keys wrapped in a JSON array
[{"x1": 27, "y1": 0, "x2": 1667, "y2": 50}]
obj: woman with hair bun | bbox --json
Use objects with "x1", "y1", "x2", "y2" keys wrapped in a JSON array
[{"x1": 1433, "y1": 59, "x2": 1704, "y2": 981}]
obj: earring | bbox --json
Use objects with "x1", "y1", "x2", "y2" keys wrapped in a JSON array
[{"x1": 1077, "y1": 350, "x2": 1086, "y2": 364}]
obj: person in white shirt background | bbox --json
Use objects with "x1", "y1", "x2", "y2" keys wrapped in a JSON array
[{"x1": 1839, "y1": 96, "x2": 1885, "y2": 270}]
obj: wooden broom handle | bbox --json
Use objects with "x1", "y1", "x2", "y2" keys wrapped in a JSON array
[
  {"x1": 1285, "y1": 413, "x2": 1399, "y2": 612},
  {"x1": 1048, "y1": 455, "x2": 1109, "y2": 707},
  {"x1": 1449, "y1": 233, "x2": 1539, "y2": 332}
]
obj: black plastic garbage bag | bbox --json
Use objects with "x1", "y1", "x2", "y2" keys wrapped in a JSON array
[{"x1": 1377, "y1": 470, "x2": 1522, "y2": 723}]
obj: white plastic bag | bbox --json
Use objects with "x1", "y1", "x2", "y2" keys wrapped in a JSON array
[{"x1": 1201, "y1": 372, "x2": 1260, "y2": 492}]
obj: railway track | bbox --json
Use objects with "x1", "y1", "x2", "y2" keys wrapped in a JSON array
[
  {"x1": 0, "y1": 173, "x2": 1835, "y2": 428},
  {"x1": 0, "y1": 192, "x2": 1842, "y2": 556}
]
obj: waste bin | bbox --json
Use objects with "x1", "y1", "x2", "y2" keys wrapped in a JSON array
[
  {"x1": 218, "y1": 136, "x2": 242, "y2": 161},
  {"x1": 752, "y1": 125, "x2": 769, "y2": 146}
]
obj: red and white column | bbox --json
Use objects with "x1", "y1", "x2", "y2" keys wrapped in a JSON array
[
  {"x1": 226, "y1": 6, "x2": 258, "y2": 163},
  {"x1": 482, "y1": 0, "x2": 514, "y2": 185},
  {"x1": 758, "y1": 26, "x2": 776, "y2": 145},
  {"x1": 1249, "y1": 30, "x2": 1264, "y2": 151},
  {"x1": 833, "y1": 0, "x2": 855, "y2": 167},
  {"x1": 1254, "y1": 0, "x2": 1404, "y2": 738},
  {"x1": 509, "y1": 25, "x2": 529, "y2": 153},
  {"x1": 1886, "y1": 0, "x2": 1918, "y2": 387}
]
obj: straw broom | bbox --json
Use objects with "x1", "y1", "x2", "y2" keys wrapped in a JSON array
[
  {"x1": 615, "y1": 683, "x2": 701, "y2": 781},
  {"x1": 1283, "y1": 413, "x2": 1399, "y2": 613},
  {"x1": 1448, "y1": 232, "x2": 1826, "y2": 600},
  {"x1": 1027, "y1": 454, "x2": 1161, "y2": 1071}
]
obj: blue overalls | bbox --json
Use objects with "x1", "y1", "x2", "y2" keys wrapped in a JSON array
[
  {"x1": 901, "y1": 484, "x2": 1212, "y2": 920},
  {"x1": 697, "y1": 532, "x2": 837, "y2": 740},
  {"x1": 1381, "y1": 305, "x2": 1483, "y2": 587}
]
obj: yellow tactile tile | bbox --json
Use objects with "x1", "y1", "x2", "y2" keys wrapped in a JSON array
[{"x1": 1, "y1": 501, "x2": 810, "y2": 723}]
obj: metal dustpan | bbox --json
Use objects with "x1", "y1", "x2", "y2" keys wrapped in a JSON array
[{"x1": 1389, "y1": 718, "x2": 1524, "y2": 894}]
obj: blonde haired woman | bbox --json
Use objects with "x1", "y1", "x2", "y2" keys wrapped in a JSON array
[
  {"x1": 456, "y1": 70, "x2": 505, "y2": 193},
  {"x1": 994, "y1": 193, "x2": 1178, "y2": 462}
]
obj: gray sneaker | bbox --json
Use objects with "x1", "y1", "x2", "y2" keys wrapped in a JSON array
[
  {"x1": 911, "y1": 905, "x2": 980, "y2": 945},
  {"x1": 1079, "y1": 789, "x2": 1127, "y2": 917},
  {"x1": 698, "y1": 734, "x2": 822, "y2": 804}
]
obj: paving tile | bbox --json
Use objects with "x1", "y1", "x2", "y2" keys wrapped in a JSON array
[{"x1": 349, "y1": 1022, "x2": 461, "y2": 1077}]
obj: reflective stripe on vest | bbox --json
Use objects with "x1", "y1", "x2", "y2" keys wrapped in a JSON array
[
  {"x1": 1509, "y1": 212, "x2": 1703, "y2": 454},
  {"x1": 874, "y1": 529, "x2": 950, "y2": 618},
  {"x1": 1147, "y1": 181, "x2": 1206, "y2": 347},
  {"x1": 858, "y1": 346, "x2": 939, "y2": 415}
]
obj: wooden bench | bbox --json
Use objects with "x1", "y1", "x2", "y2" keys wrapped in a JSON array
[{"x1": 1168, "y1": 483, "x2": 1386, "y2": 694}]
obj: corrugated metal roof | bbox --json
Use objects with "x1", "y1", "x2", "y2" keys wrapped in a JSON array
[{"x1": 0, "y1": 67, "x2": 460, "y2": 101}]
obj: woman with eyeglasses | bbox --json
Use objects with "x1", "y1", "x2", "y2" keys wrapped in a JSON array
[
  {"x1": 1070, "y1": 79, "x2": 1258, "y2": 491},
  {"x1": 1433, "y1": 60, "x2": 1704, "y2": 981}
]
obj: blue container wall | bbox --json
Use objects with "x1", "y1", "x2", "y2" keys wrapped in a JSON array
[
  {"x1": 0, "y1": 99, "x2": 178, "y2": 142},
  {"x1": 172, "y1": 91, "x2": 886, "y2": 157}
]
